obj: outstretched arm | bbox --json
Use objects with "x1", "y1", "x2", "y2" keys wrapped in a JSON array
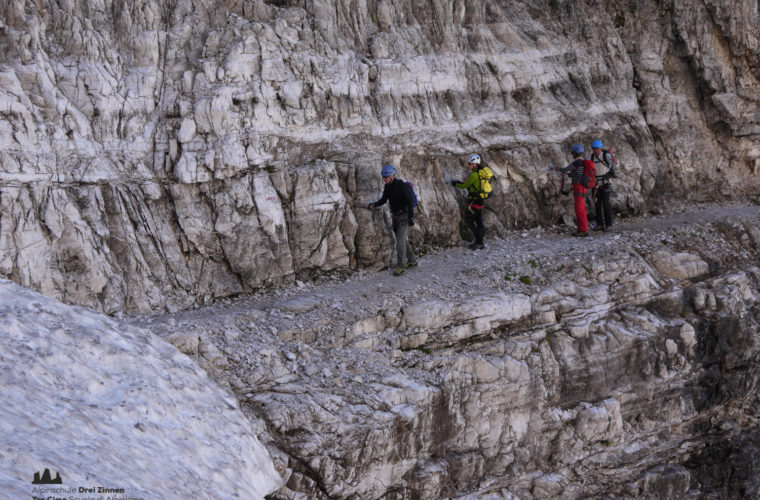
[
  {"x1": 455, "y1": 171, "x2": 479, "y2": 190},
  {"x1": 367, "y1": 186, "x2": 389, "y2": 208}
]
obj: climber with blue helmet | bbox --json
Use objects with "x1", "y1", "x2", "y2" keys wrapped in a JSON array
[
  {"x1": 380, "y1": 164, "x2": 396, "y2": 178},
  {"x1": 450, "y1": 153, "x2": 494, "y2": 250},
  {"x1": 588, "y1": 139, "x2": 618, "y2": 232},
  {"x1": 367, "y1": 163, "x2": 418, "y2": 276},
  {"x1": 555, "y1": 144, "x2": 595, "y2": 236}
]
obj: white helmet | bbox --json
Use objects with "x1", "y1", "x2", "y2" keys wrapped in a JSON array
[{"x1": 467, "y1": 153, "x2": 481, "y2": 165}]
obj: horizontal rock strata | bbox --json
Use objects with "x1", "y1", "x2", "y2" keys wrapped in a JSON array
[
  {"x1": 142, "y1": 206, "x2": 760, "y2": 498},
  {"x1": 1, "y1": 0, "x2": 759, "y2": 312}
]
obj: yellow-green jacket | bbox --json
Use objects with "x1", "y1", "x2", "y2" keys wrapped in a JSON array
[{"x1": 455, "y1": 170, "x2": 483, "y2": 200}]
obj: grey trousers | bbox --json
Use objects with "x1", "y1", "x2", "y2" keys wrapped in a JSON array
[{"x1": 393, "y1": 213, "x2": 417, "y2": 267}]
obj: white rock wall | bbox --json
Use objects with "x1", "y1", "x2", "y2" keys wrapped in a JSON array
[{"x1": 1, "y1": 0, "x2": 759, "y2": 312}]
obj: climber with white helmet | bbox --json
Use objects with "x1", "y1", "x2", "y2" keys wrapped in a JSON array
[
  {"x1": 366, "y1": 164, "x2": 418, "y2": 276},
  {"x1": 451, "y1": 153, "x2": 495, "y2": 250}
]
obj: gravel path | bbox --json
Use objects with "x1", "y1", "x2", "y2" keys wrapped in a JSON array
[{"x1": 127, "y1": 202, "x2": 760, "y2": 349}]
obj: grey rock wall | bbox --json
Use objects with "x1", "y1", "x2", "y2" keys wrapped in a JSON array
[
  {"x1": 1, "y1": 0, "x2": 759, "y2": 312},
  {"x1": 143, "y1": 208, "x2": 760, "y2": 498}
]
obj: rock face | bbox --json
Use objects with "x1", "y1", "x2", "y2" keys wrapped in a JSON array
[
  {"x1": 0, "y1": 279, "x2": 282, "y2": 499},
  {"x1": 1, "y1": 0, "x2": 759, "y2": 313},
  {"x1": 141, "y1": 206, "x2": 760, "y2": 498}
]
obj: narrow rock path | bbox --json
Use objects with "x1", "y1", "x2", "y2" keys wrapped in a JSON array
[{"x1": 128, "y1": 202, "x2": 760, "y2": 349}]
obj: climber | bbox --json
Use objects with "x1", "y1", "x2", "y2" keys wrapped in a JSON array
[
  {"x1": 366, "y1": 164, "x2": 418, "y2": 276},
  {"x1": 555, "y1": 144, "x2": 595, "y2": 237},
  {"x1": 451, "y1": 153, "x2": 493, "y2": 250},
  {"x1": 589, "y1": 139, "x2": 618, "y2": 231}
]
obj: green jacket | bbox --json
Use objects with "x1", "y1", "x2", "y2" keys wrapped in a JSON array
[{"x1": 455, "y1": 170, "x2": 482, "y2": 199}]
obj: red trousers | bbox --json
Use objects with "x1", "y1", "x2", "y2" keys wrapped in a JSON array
[{"x1": 573, "y1": 184, "x2": 588, "y2": 232}]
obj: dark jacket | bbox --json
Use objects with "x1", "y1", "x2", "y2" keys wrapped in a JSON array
[
  {"x1": 560, "y1": 159, "x2": 587, "y2": 185},
  {"x1": 370, "y1": 178, "x2": 414, "y2": 220}
]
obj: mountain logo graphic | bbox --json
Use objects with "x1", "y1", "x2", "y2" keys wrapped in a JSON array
[{"x1": 32, "y1": 468, "x2": 62, "y2": 484}]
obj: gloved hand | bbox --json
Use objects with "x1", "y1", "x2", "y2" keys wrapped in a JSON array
[
  {"x1": 451, "y1": 180, "x2": 461, "y2": 187},
  {"x1": 366, "y1": 203, "x2": 373, "y2": 209},
  {"x1": 409, "y1": 218, "x2": 415, "y2": 227}
]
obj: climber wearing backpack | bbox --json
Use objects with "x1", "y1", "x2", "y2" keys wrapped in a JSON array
[
  {"x1": 366, "y1": 164, "x2": 418, "y2": 276},
  {"x1": 555, "y1": 144, "x2": 595, "y2": 237},
  {"x1": 589, "y1": 139, "x2": 618, "y2": 232},
  {"x1": 451, "y1": 153, "x2": 494, "y2": 250}
]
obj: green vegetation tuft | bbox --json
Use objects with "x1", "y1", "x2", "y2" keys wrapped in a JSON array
[
  {"x1": 403, "y1": 344, "x2": 432, "y2": 354},
  {"x1": 519, "y1": 276, "x2": 532, "y2": 285},
  {"x1": 529, "y1": 259, "x2": 538, "y2": 268}
]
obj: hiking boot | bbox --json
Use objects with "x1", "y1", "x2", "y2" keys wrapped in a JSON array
[
  {"x1": 393, "y1": 267, "x2": 405, "y2": 276},
  {"x1": 592, "y1": 225, "x2": 606, "y2": 232},
  {"x1": 469, "y1": 242, "x2": 485, "y2": 250},
  {"x1": 573, "y1": 231, "x2": 589, "y2": 237},
  {"x1": 405, "y1": 261, "x2": 418, "y2": 269}
]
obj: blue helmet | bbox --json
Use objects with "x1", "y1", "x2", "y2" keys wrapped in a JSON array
[
  {"x1": 591, "y1": 140, "x2": 603, "y2": 149},
  {"x1": 571, "y1": 144, "x2": 584, "y2": 154},
  {"x1": 381, "y1": 164, "x2": 396, "y2": 177},
  {"x1": 467, "y1": 153, "x2": 481, "y2": 165}
]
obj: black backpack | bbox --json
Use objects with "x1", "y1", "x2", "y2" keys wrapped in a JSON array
[{"x1": 592, "y1": 149, "x2": 617, "y2": 178}]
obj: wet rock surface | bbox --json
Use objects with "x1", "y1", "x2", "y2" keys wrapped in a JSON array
[{"x1": 131, "y1": 203, "x2": 760, "y2": 498}]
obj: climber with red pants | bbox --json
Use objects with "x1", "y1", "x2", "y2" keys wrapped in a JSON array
[{"x1": 556, "y1": 144, "x2": 595, "y2": 237}]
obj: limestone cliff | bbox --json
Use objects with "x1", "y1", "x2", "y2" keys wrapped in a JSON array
[
  {"x1": 141, "y1": 205, "x2": 760, "y2": 498},
  {"x1": 1, "y1": 0, "x2": 759, "y2": 313}
]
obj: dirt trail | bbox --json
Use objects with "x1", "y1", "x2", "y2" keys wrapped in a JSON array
[{"x1": 128, "y1": 202, "x2": 760, "y2": 348}]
